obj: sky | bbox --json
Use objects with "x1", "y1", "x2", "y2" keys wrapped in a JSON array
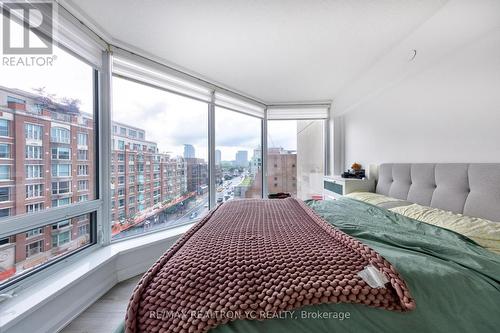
[
  {"x1": 112, "y1": 79, "x2": 298, "y2": 162},
  {"x1": 0, "y1": 19, "x2": 297, "y2": 162},
  {"x1": 113, "y1": 77, "x2": 209, "y2": 159},
  {"x1": 268, "y1": 120, "x2": 297, "y2": 152},
  {"x1": 0, "y1": 47, "x2": 94, "y2": 115},
  {"x1": 0, "y1": 9, "x2": 93, "y2": 111}
]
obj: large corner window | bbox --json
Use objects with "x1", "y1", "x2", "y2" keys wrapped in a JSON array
[
  {"x1": 0, "y1": 47, "x2": 97, "y2": 285},
  {"x1": 0, "y1": 6, "x2": 101, "y2": 288},
  {"x1": 0, "y1": 2, "x2": 329, "y2": 292},
  {"x1": 267, "y1": 107, "x2": 328, "y2": 200},
  {"x1": 215, "y1": 107, "x2": 262, "y2": 202},
  {"x1": 111, "y1": 76, "x2": 209, "y2": 240}
]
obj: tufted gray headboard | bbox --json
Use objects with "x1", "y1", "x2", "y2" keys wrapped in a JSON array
[{"x1": 376, "y1": 163, "x2": 500, "y2": 222}]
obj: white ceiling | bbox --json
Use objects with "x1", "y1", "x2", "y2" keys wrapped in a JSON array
[{"x1": 65, "y1": 0, "x2": 449, "y2": 104}]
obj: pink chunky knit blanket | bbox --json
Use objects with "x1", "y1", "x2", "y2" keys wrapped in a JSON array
[{"x1": 125, "y1": 198, "x2": 415, "y2": 333}]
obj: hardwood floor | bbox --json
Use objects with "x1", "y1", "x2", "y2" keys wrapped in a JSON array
[{"x1": 60, "y1": 275, "x2": 141, "y2": 333}]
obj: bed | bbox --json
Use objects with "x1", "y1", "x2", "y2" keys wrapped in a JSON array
[{"x1": 117, "y1": 163, "x2": 500, "y2": 333}]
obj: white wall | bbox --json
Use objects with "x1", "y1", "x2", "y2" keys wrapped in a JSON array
[{"x1": 334, "y1": 2, "x2": 500, "y2": 170}]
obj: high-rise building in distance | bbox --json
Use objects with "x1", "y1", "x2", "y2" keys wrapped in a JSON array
[
  {"x1": 235, "y1": 150, "x2": 248, "y2": 167},
  {"x1": 183, "y1": 144, "x2": 195, "y2": 159},
  {"x1": 215, "y1": 149, "x2": 221, "y2": 165}
]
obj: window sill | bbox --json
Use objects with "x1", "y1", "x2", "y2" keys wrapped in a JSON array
[{"x1": 0, "y1": 222, "x2": 194, "y2": 333}]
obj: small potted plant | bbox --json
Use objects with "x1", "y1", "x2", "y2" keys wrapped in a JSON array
[{"x1": 351, "y1": 162, "x2": 362, "y2": 172}]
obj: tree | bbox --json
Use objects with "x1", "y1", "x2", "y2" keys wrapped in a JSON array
[
  {"x1": 32, "y1": 87, "x2": 55, "y2": 109},
  {"x1": 31, "y1": 87, "x2": 83, "y2": 114},
  {"x1": 60, "y1": 97, "x2": 81, "y2": 112}
]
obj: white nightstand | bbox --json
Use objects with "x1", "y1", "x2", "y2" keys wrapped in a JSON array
[{"x1": 323, "y1": 175, "x2": 375, "y2": 200}]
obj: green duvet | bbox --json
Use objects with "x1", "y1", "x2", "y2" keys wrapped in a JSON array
[{"x1": 116, "y1": 198, "x2": 500, "y2": 333}]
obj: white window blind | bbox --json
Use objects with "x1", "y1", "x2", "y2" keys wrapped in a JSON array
[
  {"x1": 55, "y1": 6, "x2": 106, "y2": 68},
  {"x1": 214, "y1": 92, "x2": 265, "y2": 118},
  {"x1": 4, "y1": 2, "x2": 106, "y2": 68},
  {"x1": 112, "y1": 51, "x2": 213, "y2": 102},
  {"x1": 267, "y1": 106, "x2": 330, "y2": 120}
]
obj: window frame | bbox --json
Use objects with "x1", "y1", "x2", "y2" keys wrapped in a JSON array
[
  {"x1": 78, "y1": 194, "x2": 89, "y2": 202},
  {"x1": 77, "y1": 132, "x2": 89, "y2": 146},
  {"x1": 25, "y1": 239, "x2": 44, "y2": 258},
  {"x1": 26, "y1": 202, "x2": 44, "y2": 214},
  {"x1": 25, "y1": 227, "x2": 44, "y2": 238},
  {"x1": 0, "y1": 187, "x2": 10, "y2": 202},
  {"x1": 77, "y1": 164, "x2": 89, "y2": 176},
  {"x1": 77, "y1": 149, "x2": 89, "y2": 161},
  {"x1": 25, "y1": 164, "x2": 43, "y2": 179},
  {"x1": 0, "y1": 143, "x2": 11, "y2": 159},
  {"x1": 214, "y1": 105, "x2": 265, "y2": 200},
  {"x1": 50, "y1": 126, "x2": 71, "y2": 144},
  {"x1": 77, "y1": 179, "x2": 89, "y2": 191},
  {"x1": 109, "y1": 74, "x2": 213, "y2": 241},
  {"x1": 0, "y1": 119, "x2": 10, "y2": 137},
  {"x1": 25, "y1": 123, "x2": 43, "y2": 141},
  {"x1": 0, "y1": 165, "x2": 11, "y2": 180},
  {"x1": 51, "y1": 147, "x2": 72, "y2": 160},
  {"x1": 0, "y1": 63, "x2": 102, "y2": 292},
  {"x1": 25, "y1": 145, "x2": 43, "y2": 159},
  {"x1": 26, "y1": 183, "x2": 44, "y2": 198},
  {"x1": 266, "y1": 118, "x2": 328, "y2": 199},
  {"x1": 51, "y1": 163, "x2": 72, "y2": 177},
  {"x1": 0, "y1": 207, "x2": 11, "y2": 218},
  {"x1": 51, "y1": 197, "x2": 72, "y2": 208},
  {"x1": 51, "y1": 180, "x2": 72, "y2": 195}
]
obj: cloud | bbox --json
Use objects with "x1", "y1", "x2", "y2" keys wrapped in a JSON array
[
  {"x1": 113, "y1": 77, "x2": 209, "y2": 157},
  {"x1": 0, "y1": 49, "x2": 287, "y2": 163},
  {"x1": 0, "y1": 47, "x2": 93, "y2": 114},
  {"x1": 214, "y1": 107, "x2": 261, "y2": 146},
  {"x1": 113, "y1": 78, "x2": 267, "y2": 161},
  {"x1": 268, "y1": 120, "x2": 297, "y2": 150}
]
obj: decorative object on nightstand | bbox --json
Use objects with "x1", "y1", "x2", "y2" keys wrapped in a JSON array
[
  {"x1": 323, "y1": 175, "x2": 375, "y2": 200},
  {"x1": 341, "y1": 162, "x2": 366, "y2": 179}
]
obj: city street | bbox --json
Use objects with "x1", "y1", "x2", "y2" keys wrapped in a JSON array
[
  {"x1": 112, "y1": 192, "x2": 209, "y2": 240},
  {"x1": 217, "y1": 175, "x2": 243, "y2": 202},
  {"x1": 112, "y1": 176, "x2": 245, "y2": 240}
]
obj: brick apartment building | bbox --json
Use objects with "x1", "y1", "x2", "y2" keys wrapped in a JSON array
[
  {"x1": 240, "y1": 147, "x2": 297, "y2": 198},
  {"x1": 0, "y1": 86, "x2": 94, "y2": 282},
  {"x1": 184, "y1": 157, "x2": 208, "y2": 194},
  {"x1": 0, "y1": 86, "x2": 201, "y2": 283},
  {"x1": 110, "y1": 122, "x2": 188, "y2": 225},
  {"x1": 267, "y1": 147, "x2": 297, "y2": 194}
]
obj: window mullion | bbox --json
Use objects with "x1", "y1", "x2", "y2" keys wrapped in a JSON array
[
  {"x1": 0, "y1": 200, "x2": 102, "y2": 239},
  {"x1": 208, "y1": 92, "x2": 216, "y2": 209},
  {"x1": 262, "y1": 108, "x2": 268, "y2": 198},
  {"x1": 99, "y1": 50, "x2": 113, "y2": 245}
]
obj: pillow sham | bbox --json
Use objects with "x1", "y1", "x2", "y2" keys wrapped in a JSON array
[
  {"x1": 345, "y1": 192, "x2": 411, "y2": 208},
  {"x1": 390, "y1": 204, "x2": 500, "y2": 254}
]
